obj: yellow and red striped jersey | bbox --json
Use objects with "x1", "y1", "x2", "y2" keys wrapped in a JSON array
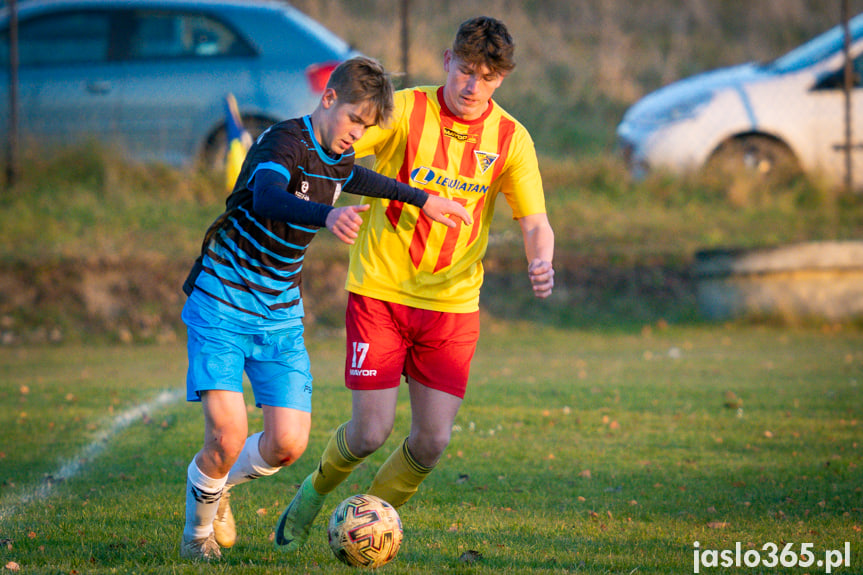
[{"x1": 347, "y1": 86, "x2": 546, "y2": 312}]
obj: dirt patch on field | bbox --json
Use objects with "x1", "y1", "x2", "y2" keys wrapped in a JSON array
[
  {"x1": 0, "y1": 254, "x2": 695, "y2": 345},
  {"x1": 0, "y1": 256, "x2": 189, "y2": 345}
]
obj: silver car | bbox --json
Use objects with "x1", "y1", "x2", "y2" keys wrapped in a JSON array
[
  {"x1": 0, "y1": 0, "x2": 357, "y2": 167},
  {"x1": 617, "y1": 13, "x2": 863, "y2": 187}
]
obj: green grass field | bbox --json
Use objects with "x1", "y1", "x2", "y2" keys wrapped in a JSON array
[
  {"x1": 3, "y1": 4, "x2": 863, "y2": 572},
  {"x1": 1, "y1": 320, "x2": 861, "y2": 574}
]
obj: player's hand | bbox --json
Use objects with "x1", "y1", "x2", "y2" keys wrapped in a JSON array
[
  {"x1": 528, "y1": 258, "x2": 554, "y2": 298},
  {"x1": 422, "y1": 195, "x2": 472, "y2": 228},
  {"x1": 326, "y1": 204, "x2": 370, "y2": 244}
]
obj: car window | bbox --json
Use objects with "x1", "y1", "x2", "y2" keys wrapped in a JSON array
[
  {"x1": 0, "y1": 11, "x2": 112, "y2": 67},
  {"x1": 770, "y1": 13, "x2": 863, "y2": 74},
  {"x1": 813, "y1": 52, "x2": 863, "y2": 90},
  {"x1": 127, "y1": 10, "x2": 254, "y2": 60}
]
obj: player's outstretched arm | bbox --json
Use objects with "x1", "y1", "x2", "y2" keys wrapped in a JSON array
[
  {"x1": 326, "y1": 204, "x2": 370, "y2": 244},
  {"x1": 421, "y1": 195, "x2": 472, "y2": 228},
  {"x1": 519, "y1": 212, "x2": 555, "y2": 298},
  {"x1": 345, "y1": 166, "x2": 469, "y2": 227}
]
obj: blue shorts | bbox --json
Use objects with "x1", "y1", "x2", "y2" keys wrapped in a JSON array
[{"x1": 182, "y1": 298, "x2": 313, "y2": 411}]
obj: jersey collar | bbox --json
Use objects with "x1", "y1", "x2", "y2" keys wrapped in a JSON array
[{"x1": 436, "y1": 86, "x2": 496, "y2": 124}]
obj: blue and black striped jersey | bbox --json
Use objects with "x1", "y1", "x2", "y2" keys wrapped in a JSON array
[{"x1": 185, "y1": 115, "x2": 354, "y2": 330}]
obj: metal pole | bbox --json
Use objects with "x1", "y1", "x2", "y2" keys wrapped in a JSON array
[
  {"x1": 842, "y1": 0, "x2": 853, "y2": 192},
  {"x1": 6, "y1": 0, "x2": 19, "y2": 187},
  {"x1": 400, "y1": 0, "x2": 409, "y2": 88}
]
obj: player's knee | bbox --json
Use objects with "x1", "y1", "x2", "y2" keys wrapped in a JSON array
[
  {"x1": 411, "y1": 430, "x2": 451, "y2": 465},
  {"x1": 268, "y1": 433, "x2": 309, "y2": 467},
  {"x1": 205, "y1": 432, "x2": 246, "y2": 471},
  {"x1": 350, "y1": 425, "x2": 391, "y2": 457},
  {"x1": 275, "y1": 443, "x2": 307, "y2": 467}
]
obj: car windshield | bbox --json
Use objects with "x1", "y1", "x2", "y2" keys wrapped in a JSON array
[{"x1": 769, "y1": 13, "x2": 863, "y2": 73}]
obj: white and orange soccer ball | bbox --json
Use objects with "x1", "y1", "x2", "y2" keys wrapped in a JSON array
[{"x1": 327, "y1": 494, "x2": 403, "y2": 568}]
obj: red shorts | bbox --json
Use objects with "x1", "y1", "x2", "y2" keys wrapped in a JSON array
[{"x1": 344, "y1": 292, "x2": 480, "y2": 399}]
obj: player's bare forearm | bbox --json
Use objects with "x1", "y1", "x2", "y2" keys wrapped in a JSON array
[
  {"x1": 422, "y1": 195, "x2": 472, "y2": 228},
  {"x1": 519, "y1": 213, "x2": 555, "y2": 298}
]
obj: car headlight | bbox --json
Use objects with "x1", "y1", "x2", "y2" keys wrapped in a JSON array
[
  {"x1": 654, "y1": 91, "x2": 715, "y2": 124},
  {"x1": 625, "y1": 90, "x2": 716, "y2": 128}
]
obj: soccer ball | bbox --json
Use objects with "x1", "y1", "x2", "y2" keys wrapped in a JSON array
[{"x1": 327, "y1": 494, "x2": 403, "y2": 568}]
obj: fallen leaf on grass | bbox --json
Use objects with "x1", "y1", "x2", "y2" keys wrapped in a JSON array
[
  {"x1": 723, "y1": 391, "x2": 742, "y2": 409},
  {"x1": 5, "y1": 562, "x2": 20, "y2": 572},
  {"x1": 256, "y1": 508, "x2": 267, "y2": 516},
  {"x1": 707, "y1": 522, "x2": 730, "y2": 529},
  {"x1": 578, "y1": 469, "x2": 591, "y2": 479}
]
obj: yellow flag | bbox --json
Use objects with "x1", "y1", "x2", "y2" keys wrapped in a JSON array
[{"x1": 224, "y1": 93, "x2": 252, "y2": 192}]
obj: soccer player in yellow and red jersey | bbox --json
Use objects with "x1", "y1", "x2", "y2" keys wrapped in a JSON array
[{"x1": 275, "y1": 16, "x2": 555, "y2": 552}]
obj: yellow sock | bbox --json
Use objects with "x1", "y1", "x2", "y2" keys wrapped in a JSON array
[
  {"x1": 368, "y1": 438, "x2": 434, "y2": 508},
  {"x1": 311, "y1": 423, "x2": 364, "y2": 495}
]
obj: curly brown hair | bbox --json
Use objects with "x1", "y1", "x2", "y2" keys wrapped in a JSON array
[{"x1": 451, "y1": 16, "x2": 516, "y2": 75}]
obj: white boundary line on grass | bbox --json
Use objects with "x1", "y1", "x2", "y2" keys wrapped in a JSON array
[{"x1": 0, "y1": 388, "x2": 185, "y2": 524}]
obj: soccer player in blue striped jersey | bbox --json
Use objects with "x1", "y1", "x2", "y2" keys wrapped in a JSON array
[{"x1": 178, "y1": 56, "x2": 472, "y2": 561}]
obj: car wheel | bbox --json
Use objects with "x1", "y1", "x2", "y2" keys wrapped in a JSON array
[
  {"x1": 705, "y1": 135, "x2": 800, "y2": 183},
  {"x1": 200, "y1": 116, "x2": 275, "y2": 172}
]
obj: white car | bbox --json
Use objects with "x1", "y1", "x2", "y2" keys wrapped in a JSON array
[{"x1": 617, "y1": 13, "x2": 863, "y2": 186}]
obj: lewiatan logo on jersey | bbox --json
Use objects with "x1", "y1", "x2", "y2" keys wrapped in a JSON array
[{"x1": 409, "y1": 166, "x2": 490, "y2": 195}]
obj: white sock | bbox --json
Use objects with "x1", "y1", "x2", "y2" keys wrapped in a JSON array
[
  {"x1": 225, "y1": 432, "x2": 280, "y2": 489},
  {"x1": 183, "y1": 459, "x2": 228, "y2": 540}
]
